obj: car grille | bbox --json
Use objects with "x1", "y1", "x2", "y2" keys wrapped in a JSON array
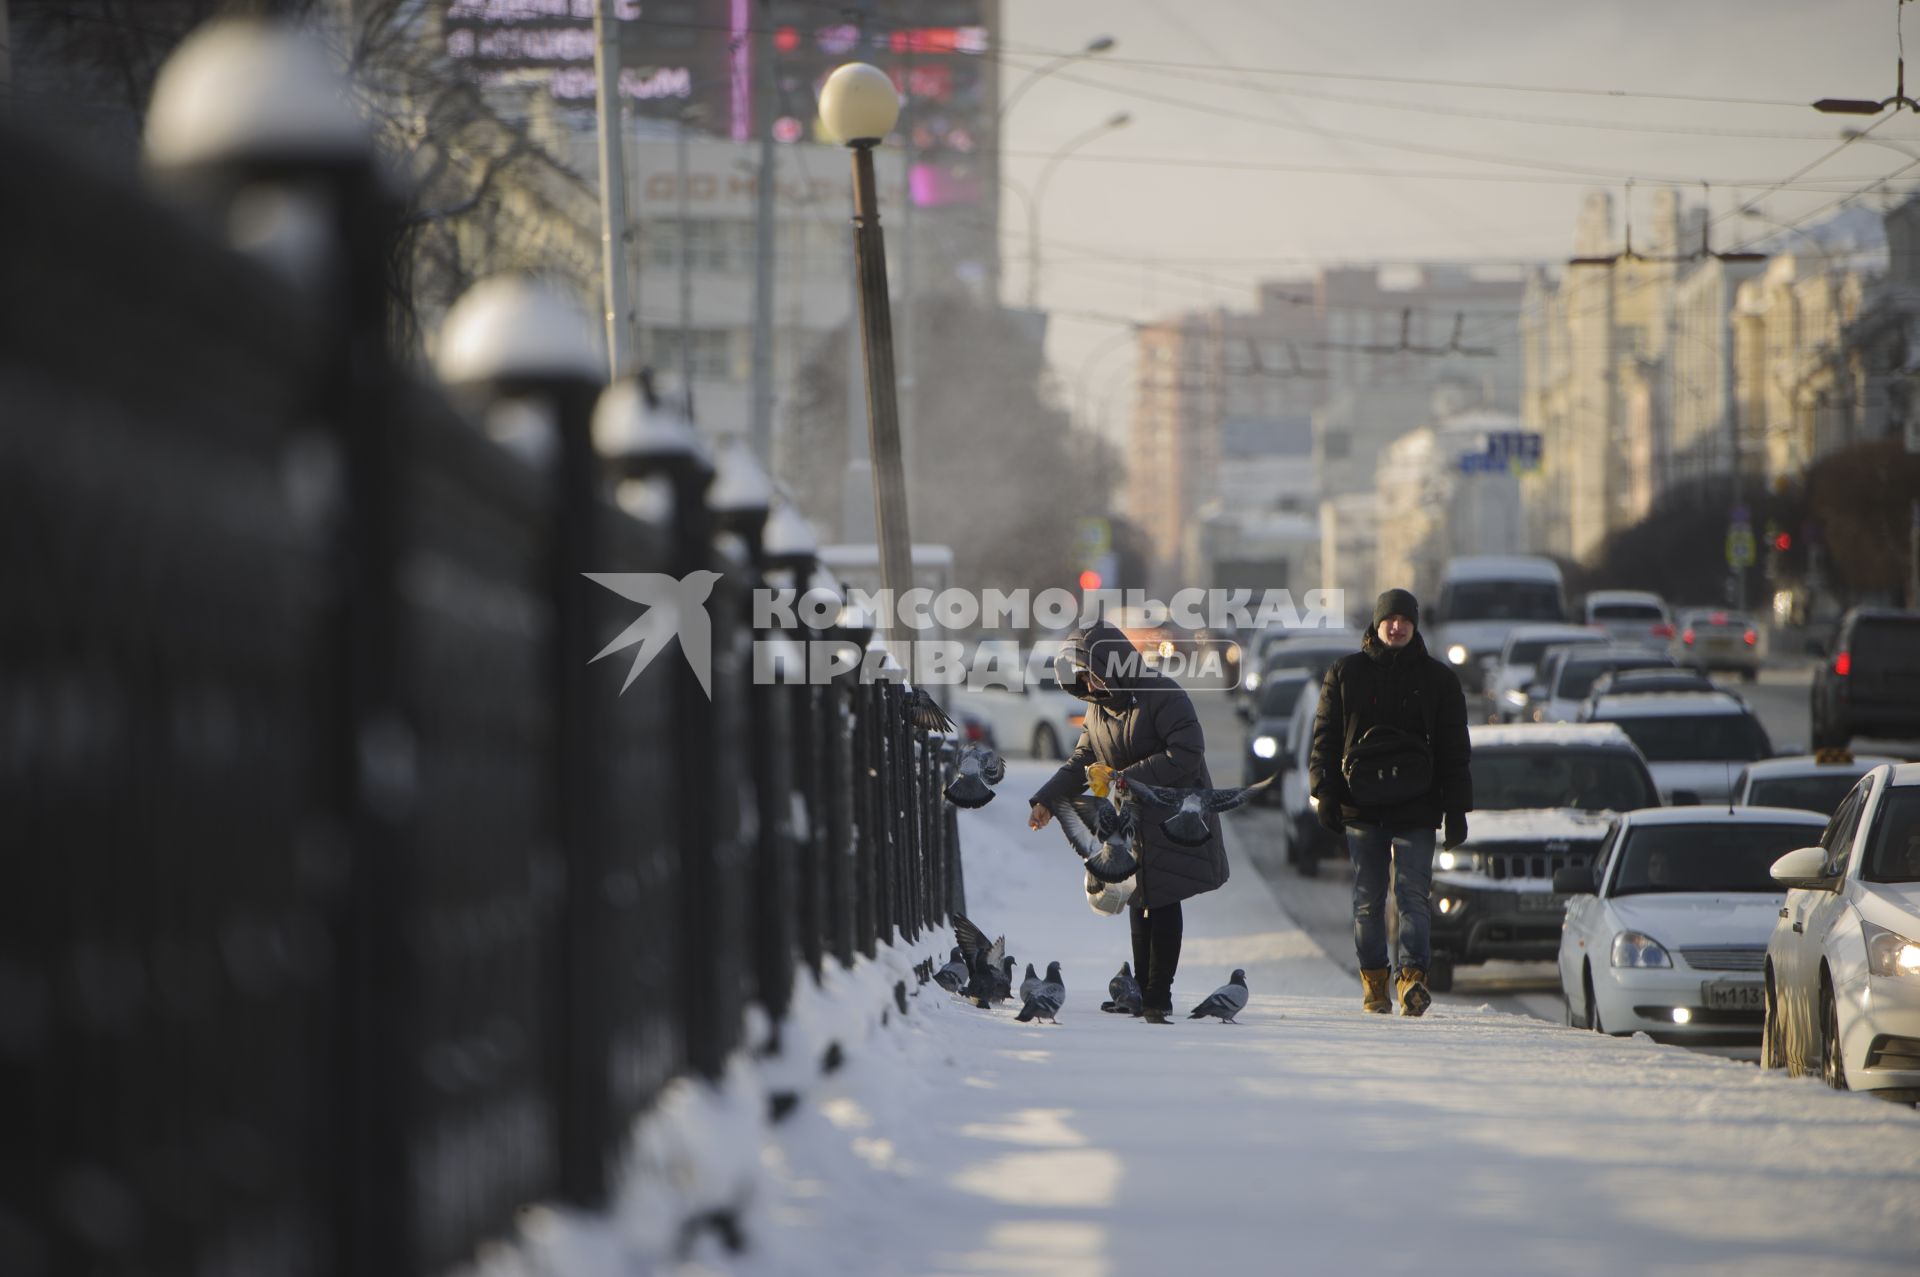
[
  {"x1": 1470, "y1": 843, "x2": 1598, "y2": 882},
  {"x1": 1679, "y1": 946, "x2": 1765, "y2": 972}
]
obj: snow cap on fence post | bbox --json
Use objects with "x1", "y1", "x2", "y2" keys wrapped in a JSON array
[
  {"x1": 437, "y1": 275, "x2": 605, "y2": 390},
  {"x1": 710, "y1": 435, "x2": 775, "y2": 560}
]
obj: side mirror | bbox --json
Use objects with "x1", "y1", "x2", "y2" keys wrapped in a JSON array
[
  {"x1": 1770, "y1": 845, "x2": 1838, "y2": 891},
  {"x1": 1671, "y1": 790, "x2": 1701, "y2": 806},
  {"x1": 1235, "y1": 702, "x2": 1254, "y2": 723},
  {"x1": 1553, "y1": 866, "x2": 1597, "y2": 895}
]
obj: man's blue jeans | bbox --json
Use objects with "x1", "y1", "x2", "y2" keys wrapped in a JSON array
[{"x1": 1346, "y1": 822, "x2": 1437, "y2": 972}]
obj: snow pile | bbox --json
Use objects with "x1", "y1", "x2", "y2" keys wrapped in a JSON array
[{"x1": 471, "y1": 762, "x2": 1920, "y2": 1277}]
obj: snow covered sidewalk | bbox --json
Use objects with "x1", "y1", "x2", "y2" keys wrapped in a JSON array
[{"x1": 503, "y1": 761, "x2": 1920, "y2": 1276}]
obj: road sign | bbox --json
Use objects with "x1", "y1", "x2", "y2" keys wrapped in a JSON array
[{"x1": 1727, "y1": 524, "x2": 1756, "y2": 569}]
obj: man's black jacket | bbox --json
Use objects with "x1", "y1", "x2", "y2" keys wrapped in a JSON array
[{"x1": 1308, "y1": 628, "x2": 1473, "y2": 828}]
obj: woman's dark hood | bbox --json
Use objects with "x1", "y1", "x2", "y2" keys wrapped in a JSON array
[{"x1": 1055, "y1": 618, "x2": 1148, "y2": 703}]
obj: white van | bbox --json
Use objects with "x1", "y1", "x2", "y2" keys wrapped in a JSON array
[{"x1": 1428, "y1": 555, "x2": 1568, "y2": 693}]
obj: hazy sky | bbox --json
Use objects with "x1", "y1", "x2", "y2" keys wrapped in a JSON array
[{"x1": 998, "y1": 0, "x2": 1920, "y2": 440}]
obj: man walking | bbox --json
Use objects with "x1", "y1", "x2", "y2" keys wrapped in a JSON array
[{"x1": 1309, "y1": 589, "x2": 1472, "y2": 1016}]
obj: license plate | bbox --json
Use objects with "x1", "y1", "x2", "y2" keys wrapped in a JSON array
[
  {"x1": 1518, "y1": 892, "x2": 1567, "y2": 913},
  {"x1": 1701, "y1": 980, "x2": 1763, "y2": 1011}
]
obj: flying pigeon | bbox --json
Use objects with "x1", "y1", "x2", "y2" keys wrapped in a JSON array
[
  {"x1": 1015, "y1": 961, "x2": 1065, "y2": 1023},
  {"x1": 952, "y1": 913, "x2": 1008, "y2": 1007},
  {"x1": 1019, "y1": 961, "x2": 1040, "y2": 1003},
  {"x1": 906, "y1": 686, "x2": 955, "y2": 734},
  {"x1": 1102, "y1": 962, "x2": 1143, "y2": 1015},
  {"x1": 1188, "y1": 969, "x2": 1249, "y2": 1023},
  {"x1": 1119, "y1": 776, "x2": 1274, "y2": 847},
  {"x1": 1048, "y1": 793, "x2": 1140, "y2": 884},
  {"x1": 932, "y1": 946, "x2": 968, "y2": 994},
  {"x1": 944, "y1": 745, "x2": 1007, "y2": 809}
]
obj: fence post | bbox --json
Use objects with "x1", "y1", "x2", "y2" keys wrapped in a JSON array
[
  {"x1": 147, "y1": 21, "x2": 411, "y2": 1277},
  {"x1": 436, "y1": 278, "x2": 611, "y2": 1206},
  {"x1": 760, "y1": 498, "x2": 821, "y2": 1003}
]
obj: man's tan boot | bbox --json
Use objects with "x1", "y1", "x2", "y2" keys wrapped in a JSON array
[
  {"x1": 1397, "y1": 967, "x2": 1432, "y2": 1018},
  {"x1": 1360, "y1": 968, "x2": 1392, "y2": 1014}
]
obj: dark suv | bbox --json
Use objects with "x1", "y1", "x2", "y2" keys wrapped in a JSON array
[{"x1": 1811, "y1": 608, "x2": 1920, "y2": 749}]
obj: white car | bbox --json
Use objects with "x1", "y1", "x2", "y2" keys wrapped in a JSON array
[
  {"x1": 1584, "y1": 690, "x2": 1774, "y2": 804},
  {"x1": 1532, "y1": 645, "x2": 1677, "y2": 724},
  {"x1": 1484, "y1": 624, "x2": 1609, "y2": 723},
  {"x1": 1733, "y1": 753, "x2": 1901, "y2": 817},
  {"x1": 1582, "y1": 589, "x2": 1676, "y2": 650},
  {"x1": 1671, "y1": 607, "x2": 1762, "y2": 682},
  {"x1": 1556, "y1": 806, "x2": 1829, "y2": 1043},
  {"x1": 1763, "y1": 762, "x2": 1920, "y2": 1100},
  {"x1": 1429, "y1": 556, "x2": 1569, "y2": 693}
]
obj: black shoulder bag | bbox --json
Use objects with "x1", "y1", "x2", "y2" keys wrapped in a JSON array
[{"x1": 1342, "y1": 724, "x2": 1433, "y2": 806}]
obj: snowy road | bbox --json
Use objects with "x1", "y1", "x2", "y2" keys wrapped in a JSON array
[{"x1": 609, "y1": 760, "x2": 1920, "y2": 1277}]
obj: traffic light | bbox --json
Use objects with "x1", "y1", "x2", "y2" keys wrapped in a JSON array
[
  {"x1": 1078, "y1": 569, "x2": 1102, "y2": 592},
  {"x1": 1774, "y1": 532, "x2": 1791, "y2": 551}
]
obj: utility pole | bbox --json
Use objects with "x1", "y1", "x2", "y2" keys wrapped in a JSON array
[
  {"x1": 675, "y1": 106, "x2": 696, "y2": 415},
  {"x1": 749, "y1": 0, "x2": 777, "y2": 462},
  {"x1": 592, "y1": 0, "x2": 632, "y2": 379},
  {"x1": 897, "y1": 38, "x2": 916, "y2": 463}
]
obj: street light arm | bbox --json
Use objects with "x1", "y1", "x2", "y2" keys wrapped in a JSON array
[
  {"x1": 1027, "y1": 113, "x2": 1133, "y2": 308},
  {"x1": 996, "y1": 36, "x2": 1116, "y2": 128}
]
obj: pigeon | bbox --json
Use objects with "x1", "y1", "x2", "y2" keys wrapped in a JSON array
[
  {"x1": 1119, "y1": 775, "x2": 1274, "y2": 847},
  {"x1": 1102, "y1": 962, "x2": 1143, "y2": 1015},
  {"x1": 932, "y1": 946, "x2": 968, "y2": 994},
  {"x1": 952, "y1": 913, "x2": 1008, "y2": 1007},
  {"x1": 1015, "y1": 961, "x2": 1065, "y2": 1023},
  {"x1": 944, "y1": 745, "x2": 1007, "y2": 809},
  {"x1": 1048, "y1": 793, "x2": 1140, "y2": 884},
  {"x1": 906, "y1": 686, "x2": 954, "y2": 734},
  {"x1": 1188, "y1": 969, "x2": 1249, "y2": 1023},
  {"x1": 987, "y1": 955, "x2": 1016, "y2": 1004},
  {"x1": 1019, "y1": 961, "x2": 1040, "y2": 1003}
]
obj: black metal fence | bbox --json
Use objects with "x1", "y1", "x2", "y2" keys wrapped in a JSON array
[{"x1": 0, "y1": 111, "x2": 960, "y2": 1277}]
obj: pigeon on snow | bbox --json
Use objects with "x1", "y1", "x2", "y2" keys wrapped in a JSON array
[
  {"x1": 1019, "y1": 962, "x2": 1041, "y2": 1003},
  {"x1": 1102, "y1": 962, "x2": 1144, "y2": 1015},
  {"x1": 1188, "y1": 969, "x2": 1249, "y2": 1023},
  {"x1": 906, "y1": 686, "x2": 955, "y2": 734},
  {"x1": 932, "y1": 947, "x2": 968, "y2": 994},
  {"x1": 1015, "y1": 961, "x2": 1065, "y2": 1024},
  {"x1": 952, "y1": 912, "x2": 1008, "y2": 1007},
  {"x1": 1120, "y1": 776, "x2": 1273, "y2": 847},
  {"x1": 944, "y1": 745, "x2": 1007, "y2": 809}
]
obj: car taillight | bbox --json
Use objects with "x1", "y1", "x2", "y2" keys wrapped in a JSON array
[
  {"x1": 1743, "y1": 629, "x2": 1757, "y2": 646},
  {"x1": 1651, "y1": 623, "x2": 1674, "y2": 639},
  {"x1": 1834, "y1": 651, "x2": 1850, "y2": 677},
  {"x1": 1682, "y1": 629, "x2": 1695, "y2": 645},
  {"x1": 965, "y1": 721, "x2": 987, "y2": 742}
]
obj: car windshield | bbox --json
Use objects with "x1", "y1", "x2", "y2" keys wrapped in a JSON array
[
  {"x1": 1606, "y1": 712, "x2": 1771, "y2": 762},
  {"x1": 1611, "y1": 823, "x2": 1821, "y2": 895},
  {"x1": 1470, "y1": 748, "x2": 1658, "y2": 812},
  {"x1": 1261, "y1": 646, "x2": 1350, "y2": 680},
  {"x1": 1443, "y1": 581, "x2": 1563, "y2": 622},
  {"x1": 1853, "y1": 616, "x2": 1920, "y2": 666},
  {"x1": 1746, "y1": 773, "x2": 1867, "y2": 817},
  {"x1": 1863, "y1": 790, "x2": 1920, "y2": 884},
  {"x1": 1505, "y1": 634, "x2": 1602, "y2": 666},
  {"x1": 1259, "y1": 675, "x2": 1310, "y2": 716},
  {"x1": 1555, "y1": 656, "x2": 1671, "y2": 699},
  {"x1": 1592, "y1": 602, "x2": 1664, "y2": 621}
]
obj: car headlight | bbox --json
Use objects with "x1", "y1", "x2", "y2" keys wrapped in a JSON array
[
  {"x1": 1308, "y1": 794, "x2": 1319, "y2": 810},
  {"x1": 1610, "y1": 930, "x2": 1672, "y2": 969},
  {"x1": 1503, "y1": 688, "x2": 1529, "y2": 707},
  {"x1": 1244, "y1": 670, "x2": 1262, "y2": 691},
  {"x1": 1447, "y1": 644, "x2": 1469, "y2": 665},
  {"x1": 1865, "y1": 921, "x2": 1920, "y2": 978},
  {"x1": 1436, "y1": 849, "x2": 1466, "y2": 872},
  {"x1": 1252, "y1": 735, "x2": 1279, "y2": 759},
  {"x1": 1436, "y1": 893, "x2": 1465, "y2": 916}
]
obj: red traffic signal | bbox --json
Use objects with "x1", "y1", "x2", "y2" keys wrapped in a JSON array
[
  {"x1": 1078, "y1": 569, "x2": 1102, "y2": 591},
  {"x1": 1774, "y1": 532, "x2": 1791, "y2": 551}
]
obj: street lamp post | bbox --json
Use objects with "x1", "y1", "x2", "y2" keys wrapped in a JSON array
[
  {"x1": 820, "y1": 62, "x2": 913, "y2": 671},
  {"x1": 996, "y1": 35, "x2": 1117, "y2": 127},
  {"x1": 1027, "y1": 111, "x2": 1131, "y2": 309}
]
